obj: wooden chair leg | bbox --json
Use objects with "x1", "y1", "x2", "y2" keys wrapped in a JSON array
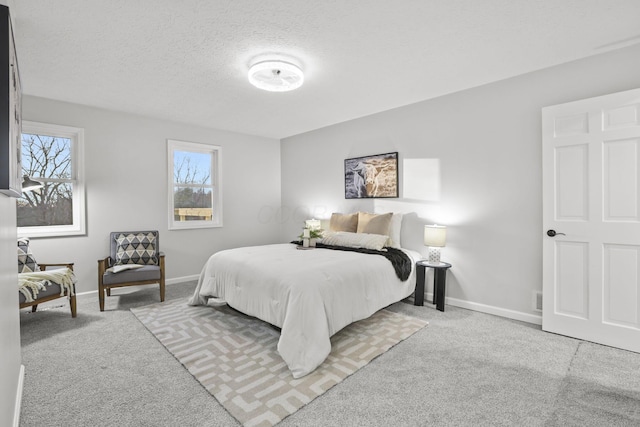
[
  {"x1": 69, "y1": 295, "x2": 77, "y2": 318},
  {"x1": 99, "y1": 286, "x2": 105, "y2": 312},
  {"x1": 31, "y1": 305, "x2": 38, "y2": 313},
  {"x1": 160, "y1": 282, "x2": 165, "y2": 302}
]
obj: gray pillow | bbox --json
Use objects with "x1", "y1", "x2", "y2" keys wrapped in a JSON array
[
  {"x1": 18, "y1": 237, "x2": 39, "y2": 273},
  {"x1": 114, "y1": 232, "x2": 158, "y2": 265}
]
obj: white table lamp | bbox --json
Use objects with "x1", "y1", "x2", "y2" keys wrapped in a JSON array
[{"x1": 424, "y1": 225, "x2": 447, "y2": 264}]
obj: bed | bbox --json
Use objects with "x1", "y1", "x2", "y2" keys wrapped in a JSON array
[{"x1": 188, "y1": 212, "x2": 420, "y2": 378}]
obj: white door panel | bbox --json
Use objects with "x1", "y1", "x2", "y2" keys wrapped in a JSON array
[
  {"x1": 543, "y1": 87, "x2": 640, "y2": 353},
  {"x1": 603, "y1": 138, "x2": 639, "y2": 222},
  {"x1": 603, "y1": 244, "x2": 639, "y2": 328},
  {"x1": 555, "y1": 144, "x2": 589, "y2": 221},
  {"x1": 554, "y1": 241, "x2": 589, "y2": 319}
]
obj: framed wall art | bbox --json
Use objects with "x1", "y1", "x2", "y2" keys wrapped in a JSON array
[
  {"x1": 0, "y1": 5, "x2": 22, "y2": 197},
  {"x1": 344, "y1": 152, "x2": 398, "y2": 199}
]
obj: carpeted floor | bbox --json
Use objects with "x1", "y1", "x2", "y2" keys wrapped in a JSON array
[{"x1": 19, "y1": 281, "x2": 640, "y2": 426}]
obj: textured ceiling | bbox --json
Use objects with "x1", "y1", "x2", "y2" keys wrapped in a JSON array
[{"x1": 12, "y1": 0, "x2": 640, "y2": 139}]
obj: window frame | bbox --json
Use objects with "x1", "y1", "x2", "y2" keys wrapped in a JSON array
[
  {"x1": 18, "y1": 121, "x2": 86, "y2": 238},
  {"x1": 167, "y1": 139, "x2": 223, "y2": 230}
]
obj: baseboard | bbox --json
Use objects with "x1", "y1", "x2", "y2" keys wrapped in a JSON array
[
  {"x1": 425, "y1": 293, "x2": 543, "y2": 325},
  {"x1": 76, "y1": 274, "x2": 200, "y2": 297},
  {"x1": 13, "y1": 364, "x2": 24, "y2": 427},
  {"x1": 448, "y1": 295, "x2": 542, "y2": 325},
  {"x1": 166, "y1": 274, "x2": 199, "y2": 285}
]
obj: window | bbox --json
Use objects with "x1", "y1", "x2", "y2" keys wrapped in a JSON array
[
  {"x1": 18, "y1": 121, "x2": 85, "y2": 238},
  {"x1": 168, "y1": 139, "x2": 222, "y2": 230}
]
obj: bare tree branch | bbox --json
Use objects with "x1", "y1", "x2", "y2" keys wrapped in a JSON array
[{"x1": 17, "y1": 134, "x2": 74, "y2": 227}]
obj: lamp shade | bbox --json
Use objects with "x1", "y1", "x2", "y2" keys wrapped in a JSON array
[
  {"x1": 305, "y1": 219, "x2": 321, "y2": 230},
  {"x1": 424, "y1": 225, "x2": 446, "y2": 247}
]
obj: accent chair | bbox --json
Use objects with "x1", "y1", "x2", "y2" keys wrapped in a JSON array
[
  {"x1": 18, "y1": 237, "x2": 77, "y2": 318},
  {"x1": 97, "y1": 230, "x2": 165, "y2": 311}
]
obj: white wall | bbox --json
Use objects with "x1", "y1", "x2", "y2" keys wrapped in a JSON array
[
  {"x1": 0, "y1": 195, "x2": 20, "y2": 427},
  {"x1": 1, "y1": 2, "x2": 23, "y2": 426},
  {"x1": 22, "y1": 96, "x2": 283, "y2": 295},
  {"x1": 281, "y1": 43, "x2": 640, "y2": 322}
]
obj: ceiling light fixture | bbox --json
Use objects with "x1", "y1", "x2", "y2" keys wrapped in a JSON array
[{"x1": 248, "y1": 60, "x2": 304, "y2": 92}]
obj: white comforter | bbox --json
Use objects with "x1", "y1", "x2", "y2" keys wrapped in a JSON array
[{"x1": 188, "y1": 243, "x2": 419, "y2": 378}]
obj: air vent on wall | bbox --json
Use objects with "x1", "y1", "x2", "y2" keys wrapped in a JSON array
[{"x1": 533, "y1": 291, "x2": 543, "y2": 312}]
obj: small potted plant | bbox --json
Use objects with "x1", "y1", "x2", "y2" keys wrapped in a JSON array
[{"x1": 299, "y1": 226, "x2": 324, "y2": 247}]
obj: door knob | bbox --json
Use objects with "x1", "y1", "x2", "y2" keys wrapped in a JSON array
[{"x1": 547, "y1": 229, "x2": 566, "y2": 237}]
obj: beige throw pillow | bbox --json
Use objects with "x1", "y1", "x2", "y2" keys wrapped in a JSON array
[
  {"x1": 329, "y1": 213, "x2": 358, "y2": 232},
  {"x1": 356, "y1": 212, "x2": 393, "y2": 236}
]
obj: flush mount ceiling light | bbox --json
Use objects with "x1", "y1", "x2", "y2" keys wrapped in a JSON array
[{"x1": 248, "y1": 60, "x2": 304, "y2": 92}]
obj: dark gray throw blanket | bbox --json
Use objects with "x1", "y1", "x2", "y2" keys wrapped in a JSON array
[{"x1": 291, "y1": 241, "x2": 412, "y2": 281}]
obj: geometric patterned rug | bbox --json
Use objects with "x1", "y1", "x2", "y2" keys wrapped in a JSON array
[{"x1": 131, "y1": 298, "x2": 428, "y2": 427}]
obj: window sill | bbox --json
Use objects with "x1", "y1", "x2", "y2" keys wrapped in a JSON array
[{"x1": 18, "y1": 225, "x2": 86, "y2": 239}]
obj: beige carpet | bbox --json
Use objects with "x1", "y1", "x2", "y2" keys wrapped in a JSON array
[{"x1": 131, "y1": 298, "x2": 428, "y2": 427}]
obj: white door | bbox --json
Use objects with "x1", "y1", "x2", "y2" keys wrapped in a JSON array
[{"x1": 542, "y1": 88, "x2": 640, "y2": 353}]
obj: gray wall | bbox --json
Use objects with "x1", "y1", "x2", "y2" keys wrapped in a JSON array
[
  {"x1": 1, "y1": 2, "x2": 22, "y2": 425},
  {"x1": 22, "y1": 96, "x2": 283, "y2": 295},
  {"x1": 0, "y1": 195, "x2": 20, "y2": 427},
  {"x1": 280, "y1": 43, "x2": 640, "y2": 322}
]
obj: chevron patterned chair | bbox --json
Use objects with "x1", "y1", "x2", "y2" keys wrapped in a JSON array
[{"x1": 97, "y1": 230, "x2": 165, "y2": 311}]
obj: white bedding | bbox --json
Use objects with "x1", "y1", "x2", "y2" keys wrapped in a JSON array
[{"x1": 188, "y1": 243, "x2": 419, "y2": 378}]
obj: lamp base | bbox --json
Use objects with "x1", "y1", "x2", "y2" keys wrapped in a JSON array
[{"x1": 427, "y1": 247, "x2": 442, "y2": 264}]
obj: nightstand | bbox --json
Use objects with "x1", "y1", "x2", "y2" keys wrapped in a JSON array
[{"x1": 414, "y1": 260, "x2": 452, "y2": 312}]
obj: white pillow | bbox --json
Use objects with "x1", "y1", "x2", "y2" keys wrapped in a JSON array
[
  {"x1": 387, "y1": 213, "x2": 403, "y2": 248},
  {"x1": 321, "y1": 231, "x2": 388, "y2": 251}
]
